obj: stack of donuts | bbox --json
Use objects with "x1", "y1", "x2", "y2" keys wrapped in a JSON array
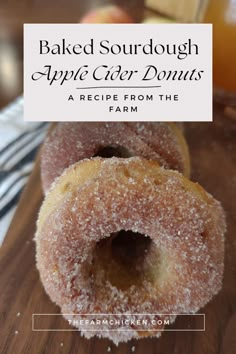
[{"x1": 35, "y1": 121, "x2": 226, "y2": 344}]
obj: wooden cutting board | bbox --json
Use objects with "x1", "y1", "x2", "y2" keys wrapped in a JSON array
[{"x1": 1, "y1": 107, "x2": 236, "y2": 354}]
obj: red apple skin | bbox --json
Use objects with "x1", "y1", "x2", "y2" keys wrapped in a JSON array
[{"x1": 81, "y1": 5, "x2": 134, "y2": 24}]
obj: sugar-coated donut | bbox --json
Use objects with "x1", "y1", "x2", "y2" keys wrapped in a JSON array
[
  {"x1": 41, "y1": 122, "x2": 190, "y2": 193},
  {"x1": 36, "y1": 157, "x2": 225, "y2": 344}
]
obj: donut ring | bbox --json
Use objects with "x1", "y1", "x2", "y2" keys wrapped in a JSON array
[
  {"x1": 36, "y1": 157, "x2": 225, "y2": 344},
  {"x1": 41, "y1": 122, "x2": 190, "y2": 193}
]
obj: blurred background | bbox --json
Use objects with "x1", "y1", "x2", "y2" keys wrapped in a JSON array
[
  {"x1": 0, "y1": 0, "x2": 236, "y2": 110},
  {"x1": 0, "y1": 0, "x2": 143, "y2": 110}
]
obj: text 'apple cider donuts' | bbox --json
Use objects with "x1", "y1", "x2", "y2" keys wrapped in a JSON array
[{"x1": 36, "y1": 157, "x2": 225, "y2": 344}]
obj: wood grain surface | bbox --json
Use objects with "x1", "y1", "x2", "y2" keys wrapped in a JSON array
[{"x1": 0, "y1": 108, "x2": 236, "y2": 354}]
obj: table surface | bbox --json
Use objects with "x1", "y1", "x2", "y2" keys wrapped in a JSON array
[{"x1": 0, "y1": 0, "x2": 144, "y2": 110}]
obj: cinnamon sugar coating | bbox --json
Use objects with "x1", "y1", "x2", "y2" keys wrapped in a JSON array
[
  {"x1": 41, "y1": 122, "x2": 190, "y2": 193},
  {"x1": 36, "y1": 157, "x2": 225, "y2": 344}
]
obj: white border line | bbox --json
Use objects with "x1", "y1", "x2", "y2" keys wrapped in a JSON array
[{"x1": 32, "y1": 313, "x2": 205, "y2": 332}]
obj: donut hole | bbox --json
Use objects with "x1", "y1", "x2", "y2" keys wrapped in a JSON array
[
  {"x1": 91, "y1": 230, "x2": 160, "y2": 291},
  {"x1": 94, "y1": 145, "x2": 132, "y2": 158}
]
